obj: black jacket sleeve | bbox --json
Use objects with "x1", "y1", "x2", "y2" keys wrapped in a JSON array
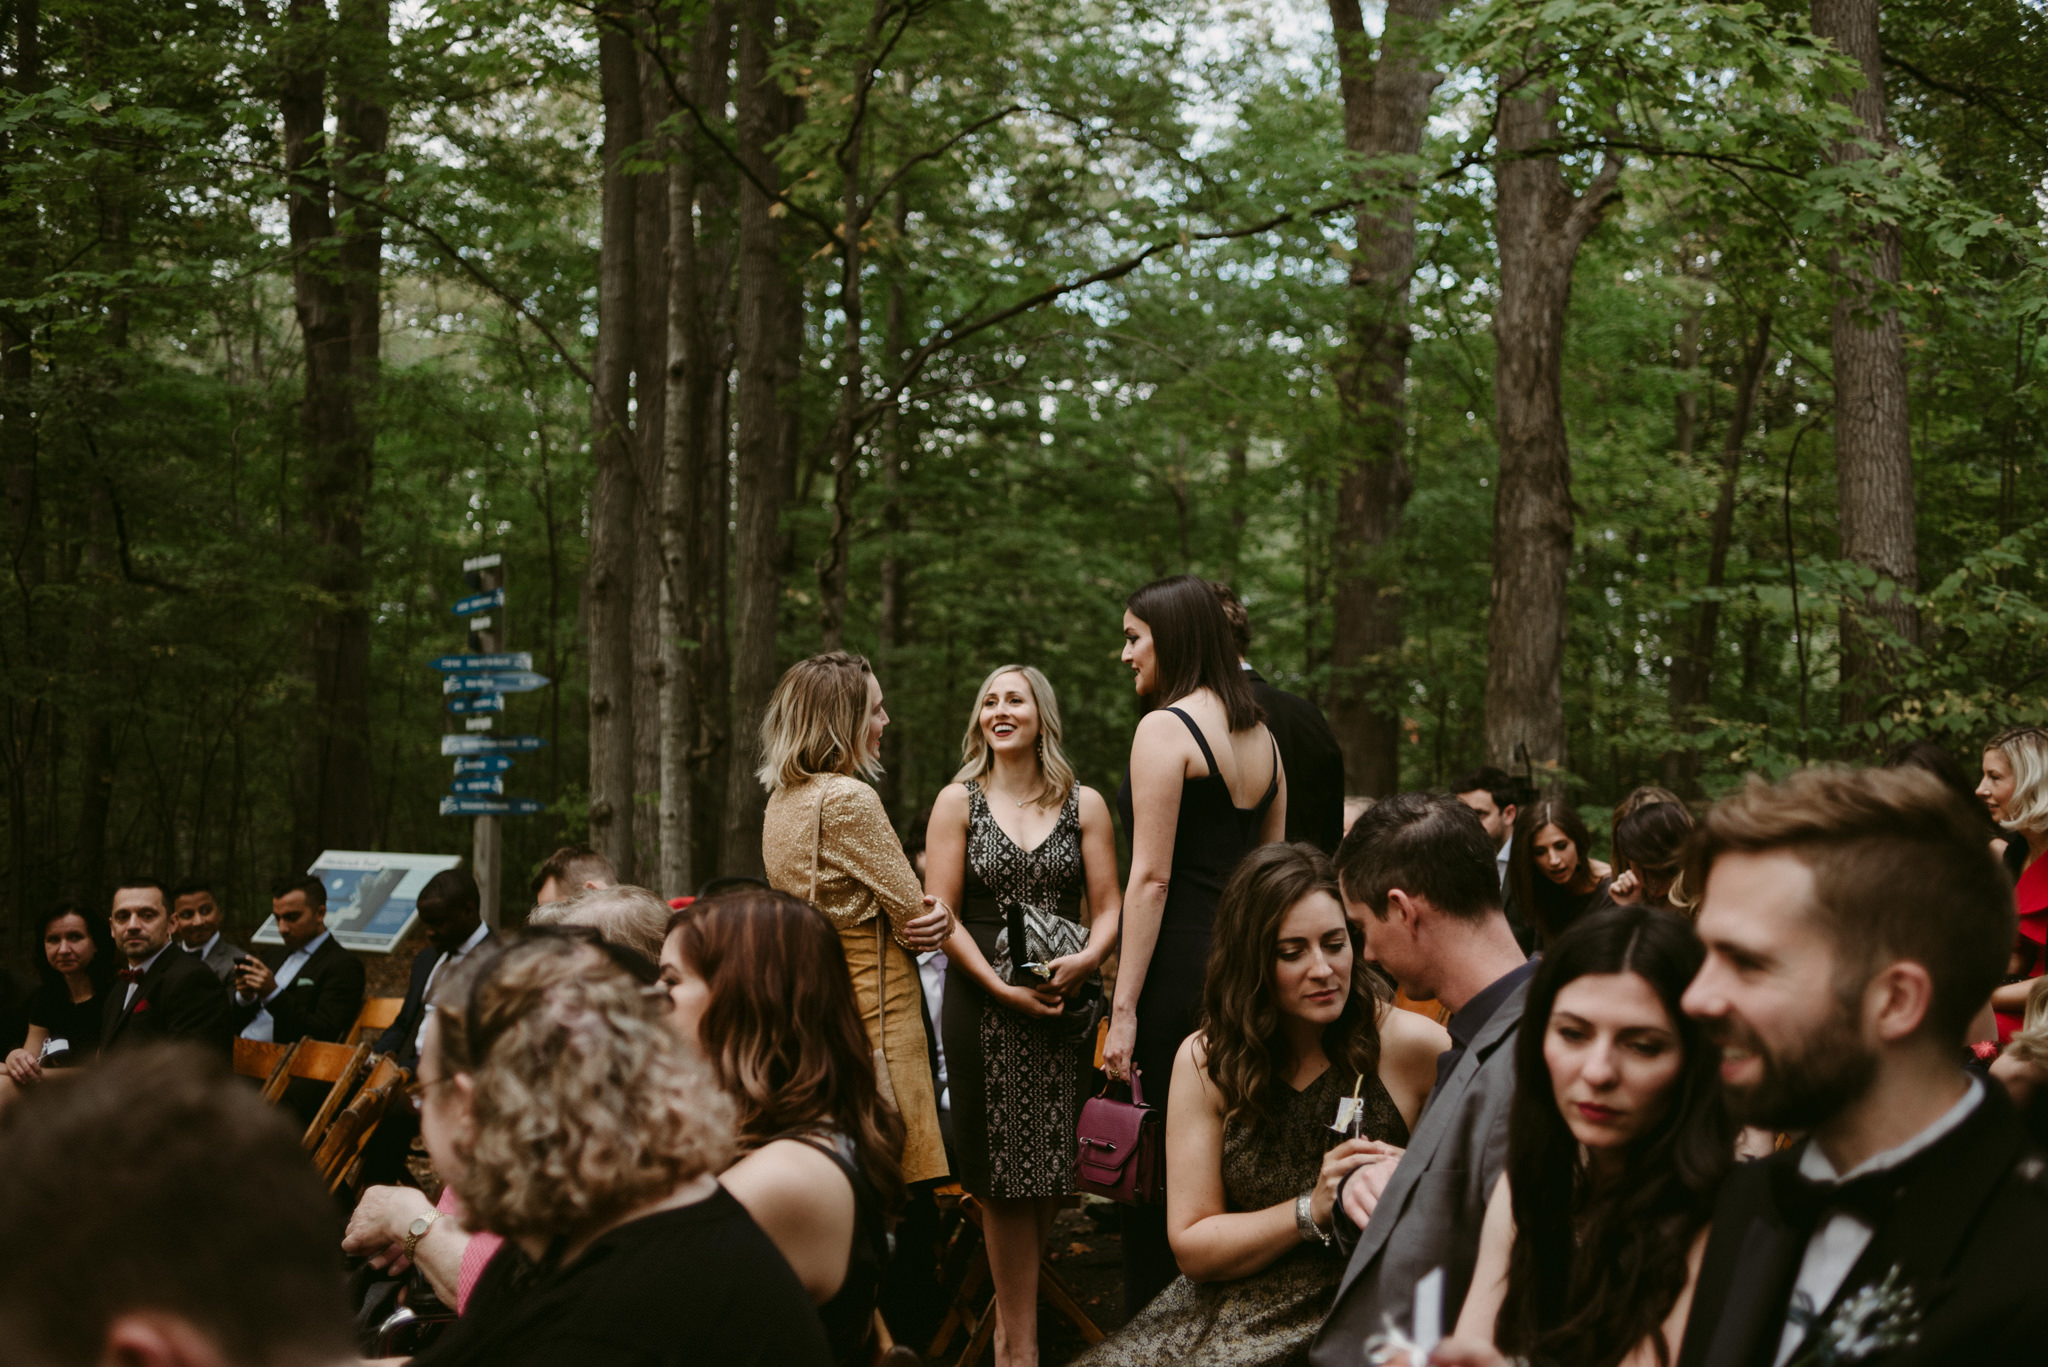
[{"x1": 267, "y1": 945, "x2": 367, "y2": 1044}]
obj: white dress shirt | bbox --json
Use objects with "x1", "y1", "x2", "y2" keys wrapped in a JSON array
[
  {"x1": 122, "y1": 943, "x2": 174, "y2": 1009},
  {"x1": 184, "y1": 931, "x2": 222, "y2": 962},
  {"x1": 238, "y1": 930, "x2": 332, "y2": 1043},
  {"x1": 416, "y1": 921, "x2": 492, "y2": 1055},
  {"x1": 1773, "y1": 1076, "x2": 1983, "y2": 1365},
  {"x1": 918, "y1": 949, "x2": 949, "y2": 1112},
  {"x1": 1496, "y1": 833, "x2": 1513, "y2": 891}
]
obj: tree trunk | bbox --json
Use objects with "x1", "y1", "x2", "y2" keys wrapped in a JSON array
[
  {"x1": 1662, "y1": 312, "x2": 1771, "y2": 793},
  {"x1": 588, "y1": 18, "x2": 642, "y2": 882},
  {"x1": 721, "y1": 0, "x2": 800, "y2": 876},
  {"x1": 1324, "y1": 0, "x2": 1442, "y2": 799},
  {"x1": 631, "y1": 32, "x2": 672, "y2": 878},
  {"x1": 1811, "y1": 0, "x2": 1918, "y2": 727},
  {"x1": 1482, "y1": 71, "x2": 1620, "y2": 784},
  {"x1": 875, "y1": 194, "x2": 909, "y2": 813},
  {"x1": 280, "y1": 0, "x2": 381, "y2": 863}
]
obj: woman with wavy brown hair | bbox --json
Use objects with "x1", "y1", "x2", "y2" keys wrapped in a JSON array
[
  {"x1": 661, "y1": 888, "x2": 905, "y2": 1367},
  {"x1": 1073, "y1": 844, "x2": 1443, "y2": 1367},
  {"x1": 408, "y1": 930, "x2": 830, "y2": 1367}
]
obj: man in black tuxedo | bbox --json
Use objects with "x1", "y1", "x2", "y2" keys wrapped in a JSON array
[
  {"x1": 1210, "y1": 582, "x2": 1344, "y2": 853},
  {"x1": 101, "y1": 877, "x2": 232, "y2": 1057},
  {"x1": 374, "y1": 867, "x2": 492, "y2": 1071},
  {"x1": 1676, "y1": 766, "x2": 2048, "y2": 1367},
  {"x1": 1454, "y1": 765, "x2": 1535, "y2": 954},
  {"x1": 230, "y1": 874, "x2": 366, "y2": 1045}
]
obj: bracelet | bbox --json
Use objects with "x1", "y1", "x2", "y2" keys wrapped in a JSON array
[{"x1": 1294, "y1": 1191, "x2": 1334, "y2": 1246}]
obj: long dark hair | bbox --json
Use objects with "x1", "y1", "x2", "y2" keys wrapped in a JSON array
[
  {"x1": 1198, "y1": 844, "x2": 1382, "y2": 1138},
  {"x1": 35, "y1": 901, "x2": 115, "y2": 994},
  {"x1": 1507, "y1": 799, "x2": 1600, "y2": 946},
  {"x1": 1497, "y1": 905, "x2": 1731, "y2": 1367},
  {"x1": 666, "y1": 889, "x2": 906, "y2": 1211},
  {"x1": 1126, "y1": 575, "x2": 1261, "y2": 731}
]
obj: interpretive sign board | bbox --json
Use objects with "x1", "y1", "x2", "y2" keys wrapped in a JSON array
[{"x1": 250, "y1": 850, "x2": 463, "y2": 953}]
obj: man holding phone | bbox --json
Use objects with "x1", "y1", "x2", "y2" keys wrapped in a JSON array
[{"x1": 231, "y1": 875, "x2": 365, "y2": 1045}]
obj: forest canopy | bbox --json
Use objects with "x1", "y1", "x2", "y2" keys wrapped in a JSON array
[{"x1": 2, "y1": 0, "x2": 2043, "y2": 947}]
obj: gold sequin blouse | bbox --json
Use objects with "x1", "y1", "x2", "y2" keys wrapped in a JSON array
[{"x1": 762, "y1": 773, "x2": 925, "y2": 950}]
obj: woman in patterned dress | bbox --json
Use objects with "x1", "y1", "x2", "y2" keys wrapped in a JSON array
[
  {"x1": 1074, "y1": 843, "x2": 1445, "y2": 1367},
  {"x1": 925, "y1": 664, "x2": 1123, "y2": 1367}
]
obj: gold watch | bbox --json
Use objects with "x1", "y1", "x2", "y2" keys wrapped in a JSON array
[{"x1": 404, "y1": 1212, "x2": 443, "y2": 1261}]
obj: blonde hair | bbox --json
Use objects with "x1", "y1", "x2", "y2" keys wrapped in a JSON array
[
  {"x1": 431, "y1": 934, "x2": 734, "y2": 1244},
  {"x1": 528, "y1": 884, "x2": 673, "y2": 962},
  {"x1": 756, "y1": 651, "x2": 882, "y2": 792},
  {"x1": 1987, "y1": 726, "x2": 2048, "y2": 834},
  {"x1": 2001, "y1": 977, "x2": 2048, "y2": 1072},
  {"x1": 951, "y1": 664, "x2": 1077, "y2": 809}
]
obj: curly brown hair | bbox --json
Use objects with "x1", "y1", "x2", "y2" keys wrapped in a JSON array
[
  {"x1": 430, "y1": 932, "x2": 735, "y2": 1245},
  {"x1": 1198, "y1": 843, "x2": 1383, "y2": 1138}
]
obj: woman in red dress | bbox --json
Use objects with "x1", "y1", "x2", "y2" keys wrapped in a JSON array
[{"x1": 1978, "y1": 726, "x2": 2048, "y2": 1040}]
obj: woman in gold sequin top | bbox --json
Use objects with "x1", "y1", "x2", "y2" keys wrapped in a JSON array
[{"x1": 759, "y1": 651, "x2": 954, "y2": 1184}]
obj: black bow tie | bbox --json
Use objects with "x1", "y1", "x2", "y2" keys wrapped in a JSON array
[{"x1": 1770, "y1": 1155, "x2": 1912, "y2": 1235}]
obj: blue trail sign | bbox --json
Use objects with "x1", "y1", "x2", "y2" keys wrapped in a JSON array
[
  {"x1": 440, "y1": 796, "x2": 545, "y2": 817},
  {"x1": 442, "y1": 671, "x2": 550, "y2": 696},
  {"x1": 450, "y1": 776, "x2": 504, "y2": 796},
  {"x1": 431, "y1": 651, "x2": 533, "y2": 674},
  {"x1": 452, "y1": 755, "x2": 514, "y2": 775},
  {"x1": 447, "y1": 694, "x2": 504, "y2": 715},
  {"x1": 451, "y1": 588, "x2": 505, "y2": 616},
  {"x1": 440, "y1": 734, "x2": 547, "y2": 756}
]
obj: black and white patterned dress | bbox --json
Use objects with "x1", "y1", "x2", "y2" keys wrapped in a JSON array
[{"x1": 941, "y1": 781, "x2": 1092, "y2": 1199}]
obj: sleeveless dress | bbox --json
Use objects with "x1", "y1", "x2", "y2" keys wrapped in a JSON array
[
  {"x1": 1116, "y1": 706, "x2": 1279, "y2": 1313},
  {"x1": 1073, "y1": 1065, "x2": 1409, "y2": 1367},
  {"x1": 768, "y1": 1128, "x2": 889, "y2": 1367},
  {"x1": 943, "y1": 781, "x2": 1091, "y2": 1198}
]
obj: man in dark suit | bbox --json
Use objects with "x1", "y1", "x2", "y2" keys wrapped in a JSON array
[
  {"x1": 375, "y1": 867, "x2": 492, "y2": 1071},
  {"x1": 1309, "y1": 794, "x2": 1534, "y2": 1365},
  {"x1": 1454, "y1": 765, "x2": 1536, "y2": 954},
  {"x1": 231, "y1": 874, "x2": 366, "y2": 1045},
  {"x1": 1210, "y1": 582, "x2": 1345, "y2": 853},
  {"x1": 101, "y1": 876, "x2": 232, "y2": 1058},
  {"x1": 1676, "y1": 766, "x2": 2048, "y2": 1367},
  {"x1": 171, "y1": 876, "x2": 249, "y2": 983}
]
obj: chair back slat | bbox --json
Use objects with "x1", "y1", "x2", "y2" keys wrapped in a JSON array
[
  {"x1": 348, "y1": 997, "x2": 406, "y2": 1046},
  {"x1": 296, "y1": 1040, "x2": 372, "y2": 1151}
]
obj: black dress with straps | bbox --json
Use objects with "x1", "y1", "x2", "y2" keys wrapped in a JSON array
[{"x1": 1116, "y1": 705, "x2": 1279, "y2": 1315}]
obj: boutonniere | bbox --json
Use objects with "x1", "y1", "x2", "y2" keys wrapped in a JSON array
[
  {"x1": 294, "y1": 977, "x2": 315, "y2": 988},
  {"x1": 1786, "y1": 1265, "x2": 1922, "y2": 1365}
]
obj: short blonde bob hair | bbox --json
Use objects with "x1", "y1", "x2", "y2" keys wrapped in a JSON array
[
  {"x1": 951, "y1": 663, "x2": 1078, "y2": 809},
  {"x1": 1987, "y1": 726, "x2": 2048, "y2": 834},
  {"x1": 757, "y1": 651, "x2": 881, "y2": 792},
  {"x1": 2002, "y1": 976, "x2": 2048, "y2": 1072},
  {"x1": 528, "y1": 883, "x2": 673, "y2": 963},
  {"x1": 430, "y1": 932, "x2": 734, "y2": 1244}
]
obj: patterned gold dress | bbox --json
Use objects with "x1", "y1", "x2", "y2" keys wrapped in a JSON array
[
  {"x1": 762, "y1": 772, "x2": 949, "y2": 1185},
  {"x1": 1072, "y1": 1064, "x2": 1408, "y2": 1367}
]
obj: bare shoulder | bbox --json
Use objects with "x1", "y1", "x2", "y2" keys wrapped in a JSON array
[
  {"x1": 931, "y1": 783, "x2": 971, "y2": 820},
  {"x1": 723, "y1": 1138, "x2": 852, "y2": 1214},
  {"x1": 1076, "y1": 785, "x2": 1111, "y2": 823},
  {"x1": 1175, "y1": 1031, "x2": 1222, "y2": 1105}
]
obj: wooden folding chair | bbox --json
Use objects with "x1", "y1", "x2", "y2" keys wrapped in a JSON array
[
  {"x1": 280, "y1": 1039, "x2": 373, "y2": 1152},
  {"x1": 349, "y1": 997, "x2": 406, "y2": 1048},
  {"x1": 313, "y1": 1053, "x2": 405, "y2": 1193},
  {"x1": 926, "y1": 1184, "x2": 1104, "y2": 1366},
  {"x1": 232, "y1": 1037, "x2": 301, "y2": 1106}
]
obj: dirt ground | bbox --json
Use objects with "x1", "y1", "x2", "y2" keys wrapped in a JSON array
[{"x1": 927, "y1": 1203, "x2": 1131, "y2": 1367}]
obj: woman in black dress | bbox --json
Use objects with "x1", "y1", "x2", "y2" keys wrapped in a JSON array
[
  {"x1": 1106, "y1": 575, "x2": 1285, "y2": 1315},
  {"x1": 4, "y1": 903, "x2": 113, "y2": 1091},
  {"x1": 1505, "y1": 800, "x2": 1612, "y2": 948},
  {"x1": 926, "y1": 664, "x2": 1122, "y2": 1367}
]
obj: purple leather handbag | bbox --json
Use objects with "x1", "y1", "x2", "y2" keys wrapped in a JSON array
[{"x1": 1075, "y1": 1068, "x2": 1164, "y2": 1205}]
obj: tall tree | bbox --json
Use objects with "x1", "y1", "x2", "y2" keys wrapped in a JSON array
[
  {"x1": 1324, "y1": 0, "x2": 1443, "y2": 798},
  {"x1": 1813, "y1": 0, "x2": 1919, "y2": 724},
  {"x1": 1482, "y1": 66, "x2": 1620, "y2": 781}
]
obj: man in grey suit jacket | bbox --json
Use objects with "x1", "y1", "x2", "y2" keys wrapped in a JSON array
[
  {"x1": 1310, "y1": 792, "x2": 1534, "y2": 1366},
  {"x1": 171, "y1": 879, "x2": 250, "y2": 982}
]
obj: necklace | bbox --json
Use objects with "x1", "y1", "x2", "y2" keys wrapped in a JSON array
[{"x1": 988, "y1": 779, "x2": 1036, "y2": 808}]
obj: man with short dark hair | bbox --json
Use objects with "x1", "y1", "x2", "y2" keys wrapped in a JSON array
[
  {"x1": 171, "y1": 877, "x2": 248, "y2": 982},
  {"x1": 1309, "y1": 793, "x2": 1532, "y2": 1365},
  {"x1": 1676, "y1": 766, "x2": 2048, "y2": 1366},
  {"x1": 532, "y1": 843, "x2": 618, "y2": 904},
  {"x1": 0, "y1": 1044, "x2": 354, "y2": 1366},
  {"x1": 1211, "y1": 581, "x2": 1346, "y2": 853},
  {"x1": 375, "y1": 867, "x2": 492, "y2": 1072},
  {"x1": 101, "y1": 877, "x2": 232, "y2": 1058},
  {"x1": 1454, "y1": 764, "x2": 1533, "y2": 952},
  {"x1": 231, "y1": 875, "x2": 365, "y2": 1045}
]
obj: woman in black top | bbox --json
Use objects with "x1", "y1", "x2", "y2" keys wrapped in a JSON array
[
  {"x1": 661, "y1": 888, "x2": 903, "y2": 1367},
  {"x1": 4, "y1": 903, "x2": 114, "y2": 1088},
  {"x1": 1506, "y1": 800, "x2": 1612, "y2": 948},
  {"x1": 411, "y1": 930, "x2": 830, "y2": 1367},
  {"x1": 1107, "y1": 574, "x2": 1285, "y2": 1315}
]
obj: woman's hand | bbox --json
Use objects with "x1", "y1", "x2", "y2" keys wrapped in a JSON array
[
  {"x1": 996, "y1": 981, "x2": 1066, "y2": 1018},
  {"x1": 1607, "y1": 868, "x2": 1642, "y2": 904},
  {"x1": 1429, "y1": 1337, "x2": 1511, "y2": 1367},
  {"x1": 904, "y1": 896, "x2": 953, "y2": 953},
  {"x1": 3, "y1": 1048, "x2": 40, "y2": 1086},
  {"x1": 1102, "y1": 1011, "x2": 1136, "y2": 1081},
  {"x1": 1042, "y1": 948, "x2": 1098, "y2": 997},
  {"x1": 341, "y1": 1184, "x2": 438, "y2": 1271},
  {"x1": 1311, "y1": 1137, "x2": 1398, "y2": 1232}
]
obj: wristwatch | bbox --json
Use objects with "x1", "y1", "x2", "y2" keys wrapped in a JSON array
[
  {"x1": 404, "y1": 1212, "x2": 444, "y2": 1261},
  {"x1": 1294, "y1": 1191, "x2": 1331, "y2": 1245}
]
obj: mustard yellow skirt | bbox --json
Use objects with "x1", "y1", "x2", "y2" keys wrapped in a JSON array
[{"x1": 840, "y1": 918, "x2": 949, "y2": 1185}]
